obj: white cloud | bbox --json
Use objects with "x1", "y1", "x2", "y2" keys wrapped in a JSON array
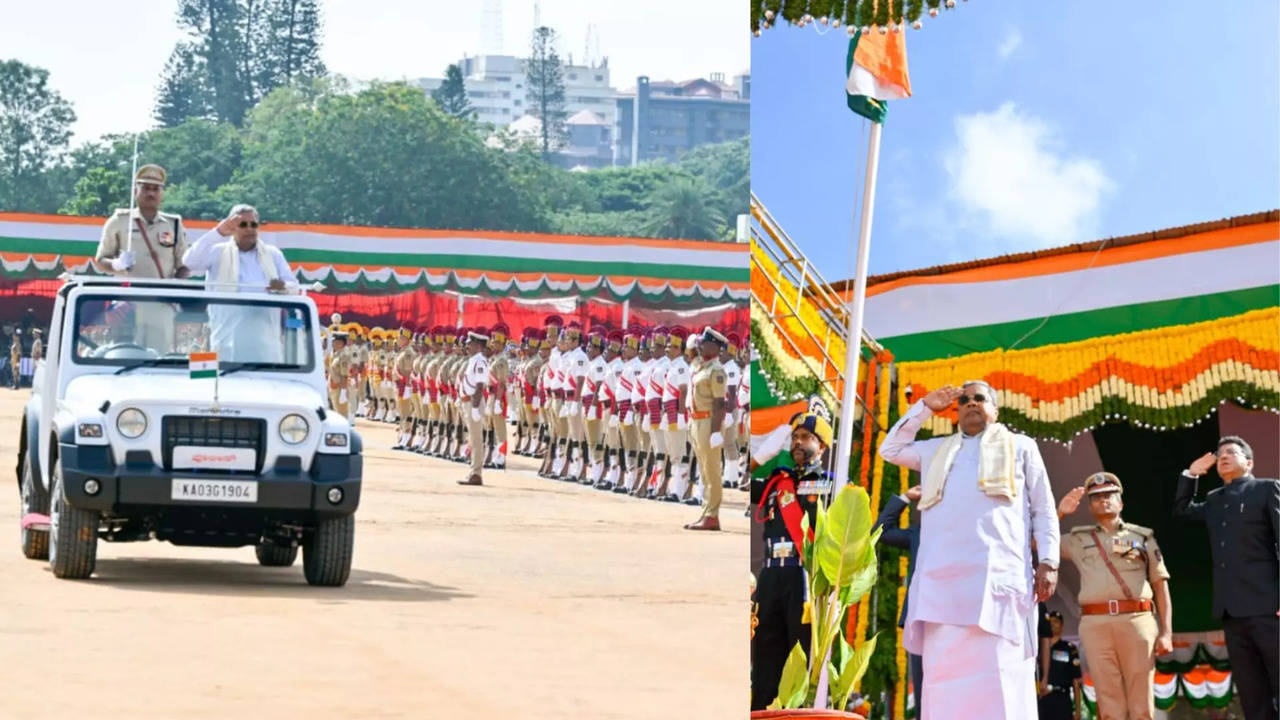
[
  {"x1": 942, "y1": 102, "x2": 1113, "y2": 248},
  {"x1": 997, "y1": 28, "x2": 1022, "y2": 59}
]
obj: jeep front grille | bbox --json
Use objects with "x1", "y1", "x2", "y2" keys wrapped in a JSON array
[{"x1": 161, "y1": 416, "x2": 266, "y2": 473}]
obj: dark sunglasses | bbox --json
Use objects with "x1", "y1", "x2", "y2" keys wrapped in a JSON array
[
  {"x1": 957, "y1": 393, "x2": 989, "y2": 406},
  {"x1": 239, "y1": 221, "x2": 259, "y2": 228}
]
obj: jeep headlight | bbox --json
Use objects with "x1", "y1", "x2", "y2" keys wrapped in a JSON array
[
  {"x1": 116, "y1": 408, "x2": 147, "y2": 438},
  {"x1": 279, "y1": 414, "x2": 309, "y2": 444}
]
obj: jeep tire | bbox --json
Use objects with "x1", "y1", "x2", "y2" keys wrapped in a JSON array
[
  {"x1": 49, "y1": 458, "x2": 99, "y2": 579},
  {"x1": 255, "y1": 541, "x2": 298, "y2": 567},
  {"x1": 20, "y1": 453, "x2": 49, "y2": 560},
  {"x1": 302, "y1": 515, "x2": 354, "y2": 587}
]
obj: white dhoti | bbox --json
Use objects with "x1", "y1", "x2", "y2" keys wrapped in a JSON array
[{"x1": 921, "y1": 622, "x2": 1036, "y2": 720}]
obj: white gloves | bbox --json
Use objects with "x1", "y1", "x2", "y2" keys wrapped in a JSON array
[
  {"x1": 110, "y1": 250, "x2": 136, "y2": 272},
  {"x1": 568, "y1": 401, "x2": 580, "y2": 416},
  {"x1": 532, "y1": 396, "x2": 542, "y2": 410},
  {"x1": 558, "y1": 402, "x2": 570, "y2": 418},
  {"x1": 586, "y1": 404, "x2": 599, "y2": 421},
  {"x1": 676, "y1": 414, "x2": 688, "y2": 431},
  {"x1": 608, "y1": 413, "x2": 619, "y2": 429},
  {"x1": 709, "y1": 431, "x2": 724, "y2": 449},
  {"x1": 751, "y1": 424, "x2": 793, "y2": 466},
  {"x1": 471, "y1": 407, "x2": 482, "y2": 422},
  {"x1": 623, "y1": 410, "x2": 634, "y2": 426}
]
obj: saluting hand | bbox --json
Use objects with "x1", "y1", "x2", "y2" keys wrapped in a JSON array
[
  {"x1": 215, "y1": 211, "x2": 243, "y2": 237},
  {"x1": 923, "y1": 385, "x2": 963, "y2": 412},
  {"x1": 1187, "y1": 452, "x2": 1216, "y2": 477},
  {"x1": 1058, "y1": 486, "x2": 1087, "y2": 516}
]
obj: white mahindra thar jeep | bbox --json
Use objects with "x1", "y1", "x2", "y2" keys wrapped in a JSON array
[{"x1": 16, "y1": 276, "x2": 362, "y2": 586}]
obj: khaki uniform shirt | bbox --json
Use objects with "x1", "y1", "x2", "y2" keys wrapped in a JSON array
[
  {"x1": 523, "y1": 356, "x2": 544, "y2": 404},
  {"x1": 96, "y1": 209, "x2": 190, "y2": 278},
  {"x1": 329, "y1": 348, "x2": 351, "y2": 388},
  {"x1": 30, "y1": 339, "x2": 42, "y2": 361},
  {"x1": 1063, "y1": 521, "x2": 1170, "y2": 605},
  {"x1": 393, "y1": 346, "x2": 414, "y2": 381},
  {"x1": 690, "y1": 358, "x2": 727, "y2": 414}
]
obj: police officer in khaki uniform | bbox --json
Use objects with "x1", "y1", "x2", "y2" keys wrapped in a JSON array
[
  {"x1": 9, "y1": 329, "x2": 21, "y2": 389},
  {"x1": 684, "y1": 327, "x2": 729, "y2": 531},
  {"x1": 29, "y1": 329, "x2": 43, "y2": 363},
  {"x1": 94, "y1": 164, "x2": 190, "y2": 353},
  {"x1": 485, "y1": 324, "x2": 512, "y2": 469},
  {"x1": 390, "y1": 327, "x2": 415, "y2": 449},
  {"x1": 327, "y1": 331, "x2": 351, "y2": 416},
  {"x1": 1058, "y1": 472, "x2": 1173, "y2": 720}
]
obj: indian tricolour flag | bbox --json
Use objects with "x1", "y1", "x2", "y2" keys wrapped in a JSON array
[
  {"x1": 189, "y1": 352, "x2": 218, "y2": 379},
  {"x1": 845, "y1": 27, "x2": 912, "y2": 123}
]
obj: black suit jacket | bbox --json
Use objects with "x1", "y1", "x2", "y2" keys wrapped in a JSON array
[
  {"x1": 873, "y1": 494, "x2": 919, "y2": 627},
  {"x1": 1173, "y1": 472, "x2": 1280, "y2": 619}
]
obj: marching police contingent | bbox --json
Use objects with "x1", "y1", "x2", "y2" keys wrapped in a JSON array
[{"x1": 320, "y1": 316, "x2": 750, "y2": 525}]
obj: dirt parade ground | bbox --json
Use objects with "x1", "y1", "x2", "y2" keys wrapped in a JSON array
[{"x1": 0, "y1": 387, "x2": 746, "y2": 718}]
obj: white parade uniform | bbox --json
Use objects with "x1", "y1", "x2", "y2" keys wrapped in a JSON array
[{"x1": 878, "y1": 399, "x2": 1059, "y2": 720}]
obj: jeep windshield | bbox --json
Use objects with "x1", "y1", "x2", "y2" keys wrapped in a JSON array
[{"x1": 72, "y1": 294, "x2": 314, "y2": 371}]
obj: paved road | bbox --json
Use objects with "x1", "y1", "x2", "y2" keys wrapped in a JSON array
[{"x1": 0, "y1": 387, "x2": 746, "y2": 718}]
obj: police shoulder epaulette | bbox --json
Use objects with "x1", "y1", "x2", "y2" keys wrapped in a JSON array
[
  {"x1": 1068, "y1": 525, "x2": 1094, "y2": 535},
  {"x1": 113, "y1": 207, "x2": 131, "y2": 217},
  {"x1": 1123, "y1": 522, "x2": 1154, "y2": 538}
]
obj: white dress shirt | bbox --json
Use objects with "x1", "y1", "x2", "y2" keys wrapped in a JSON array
[{"x1": 880, "y1": 399, "x2": 1059, "y2": 658}]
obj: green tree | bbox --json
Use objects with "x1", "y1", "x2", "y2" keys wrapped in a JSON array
[
  {"x1": 431, "y1": 64, "x2": 473, "y2": 119},
  {"x1": 238, "y1": 82, "x2": 546, "y2": 230},
  {"x1": 525, "y1": 26, "x2": 567, "y2": 159},
  {"x1": 0, "y1": 60, "x2": 76, "y2": 212},
  {"x1": 641, "y1": 176, "x2": 726, "y2": 240},
  {"x1": 155, "y1": 43, "x2": 214, "y2": 127},
  {"x1": 159, "y1": 0, "x2": 324, "y2": 127}
]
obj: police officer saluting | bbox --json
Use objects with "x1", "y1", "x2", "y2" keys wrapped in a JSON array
[
  {"x1": 1038, "y1": 610, "x2": 1083, "y2": 720},
  {"x1": 1058, "y1": 472, "x2": 1172, "y2": 720},
  {"x1": 750, "y1": 409, "x2": 834, "y2": 711}
]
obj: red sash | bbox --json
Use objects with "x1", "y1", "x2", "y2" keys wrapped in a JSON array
[{"x1": 754, "y1": 468, "x2": 811, "y2": 553}]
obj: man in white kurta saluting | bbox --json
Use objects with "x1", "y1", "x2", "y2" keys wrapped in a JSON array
[
  {"x1": 182, "y1": 205, "x2": 297, "y2": 363},
  {"x1": 879, "y1": 380, "x2": 1060, "y2": 720}
]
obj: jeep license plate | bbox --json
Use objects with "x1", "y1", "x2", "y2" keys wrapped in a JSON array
[{"x1": 171, "y1": 478, "x2": 258, "y2": 503}]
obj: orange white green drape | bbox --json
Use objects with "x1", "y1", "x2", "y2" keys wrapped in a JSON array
[{"x1": 896, "y1": 307, "x2": 1279, "y2": 441}]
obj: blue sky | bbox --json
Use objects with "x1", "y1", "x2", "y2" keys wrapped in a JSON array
[{"x1": 751, "y1": 1, "x2": 1280, "y2": 278}]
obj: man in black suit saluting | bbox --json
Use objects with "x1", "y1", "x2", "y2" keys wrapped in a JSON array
[{"x1": 1174, "y1": 435, "x2": 1279, "y2": 720}]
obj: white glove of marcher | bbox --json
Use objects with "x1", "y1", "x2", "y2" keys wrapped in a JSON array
[
  {"x1": 608, "y1": 413, "x2": 619, "y2": 429},
  {"x1": 709, "y1": 431, "x2": 724, "y2": 449},
  {"x1": 586, "y1": 404, "x2": 599, "y2": 421},
  {"x1": 750, "y1": 423, "x2": 793, "y2": 466},
  {"x1": 568, "y1": 401, "x2": 580, "y2": 416},
  {"x1": 532, "y1": 396, "x2": 541, "y2": 410},
  {"x1": 558, "y1": 402, "x2": 570, "y2": 418},
  {"x1": 471, "y1": 407, "x2": 482, "y2": 422},
  {"x1": 110, "y1": 250, "x2": 136, "y2": 272},
  {"x1": 623, "y1": 410, "x2": 634, "y2": 426},
  {"x1": 676, "y1": 414, "x2": 688, "y2": 431}
]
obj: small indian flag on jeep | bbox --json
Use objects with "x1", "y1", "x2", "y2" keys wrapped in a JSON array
[{"x1": 189, "y1": 352, "x2": 218, "y2": 379}]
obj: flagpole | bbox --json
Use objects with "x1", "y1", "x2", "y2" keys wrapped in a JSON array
[{"x1": 833, "y1": 120, "x2": 882, "y2": 492}]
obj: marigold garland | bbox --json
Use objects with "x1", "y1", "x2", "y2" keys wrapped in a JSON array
[{"x1": 898, "y1": 308, "x2": 1280, "y2": 441}]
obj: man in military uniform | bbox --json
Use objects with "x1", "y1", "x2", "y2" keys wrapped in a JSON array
[
  {"x1": 656, "y1": 327, "x2": 690, "y2": 501},
  {"x1": 9, "y1": 328, "x2": 21, "y2": 389},
  {"x1": 750, "y1": 410, "x2": 834, "y2": 710},
  {"x1": 485, "y1": 323, "x2": 512, "y2": 470},
  {"x1": 597, "y1": 330, "x2": 626, "y2": 490},
  {"x1": 720, "y1": 332, "x2": 743, "y2": 488},
  {"x1": 684, "y1": 327, "x2": 729, "y2": 530},
  {"x1": 457, "y1": 330, "x2": 490, "y2": 486},
  {"x1": 29, "y1": 329, "x2": 42, "y2": 363},
  {"x1": 612, "y1": 330, "x2": 643, "y2": 494},
  {"x1": 94, "y1": 164, "x2": 190, "y2": 353},
  {"x1": 347, "y1": 325, "x2": 367, "y2": 420},
  {"x1": 1058, "y1": 472, "x2": 1173, "y2": 720},
  {"x1": 1037, "y1": 610, "x2": 1083, "y2": 720},
  {"x1": 391, "y1": 327, "x2": 415, "y2": 449},
  {"x1": 327, "y1": 331, "x2": 351, "y2": 417}
]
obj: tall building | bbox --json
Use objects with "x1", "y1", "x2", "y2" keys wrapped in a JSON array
[
  {"x1": 416, "y1": 54, "x2": 615, "y2": 130},
  {"x1": 614, "y1": 72, "x2": 750, "y2": 166}
]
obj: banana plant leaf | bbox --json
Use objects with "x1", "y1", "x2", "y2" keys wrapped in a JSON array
[{"x1": 815, "y1": 485, "x2": 875, "y2": 590}]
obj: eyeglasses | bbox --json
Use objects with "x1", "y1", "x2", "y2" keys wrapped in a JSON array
[
  {"x1": 957, "y1": 393, "x2": 989, "y2": 406},
  {"x1": 239, "y1": 221, "x2": 259, "y2": 228}
]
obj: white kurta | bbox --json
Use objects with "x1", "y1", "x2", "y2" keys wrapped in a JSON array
[
  {"x1": 879, "y1": 399, "x2": 1060, "y2": 719},
  {"x1": 182, "y1": 229, "x2": 299, "y2": 363}
]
